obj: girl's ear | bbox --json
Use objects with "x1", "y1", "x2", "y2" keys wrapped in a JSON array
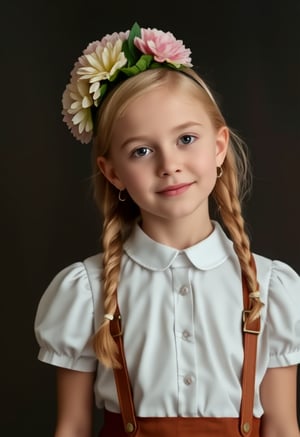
[
  {"x1": 97, "y1": 156, "x2": 125, "y2": 190},
  {"x1": 216, "y1": 126, "x2": 229, "y2": 166}
]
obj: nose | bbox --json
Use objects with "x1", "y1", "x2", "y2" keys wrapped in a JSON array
[{"x1": 157, "y1": 149, "x2": 182, "y2": 177}]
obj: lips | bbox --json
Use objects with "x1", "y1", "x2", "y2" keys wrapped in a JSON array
[{"x1": 157, "y1": 182, "x2": 194, "y2": 196}]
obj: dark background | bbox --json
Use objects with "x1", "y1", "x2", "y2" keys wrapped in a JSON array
[{"x1": 2, "y1": 1, "x2": 299, "y2": 435}]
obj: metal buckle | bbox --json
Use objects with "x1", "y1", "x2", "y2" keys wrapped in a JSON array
[
  {"x1": 111, "y1": 315, "x2": 123, "y2": 337},
  {"x1": 242, "y1": 310, "x2": 260, "y2": 334}
]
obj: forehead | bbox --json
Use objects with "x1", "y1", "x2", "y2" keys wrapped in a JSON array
[{"x1": 114, "y1": 85, "x2": 210, "y2": 131}]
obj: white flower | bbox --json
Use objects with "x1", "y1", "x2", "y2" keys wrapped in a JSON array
[
  {"x1": 77, "y1": 39, "x2": 127, "y2": 100},
  {"x1": 78, "y1": 40, "x2": 126, "y2": 82},
  {"x1": 61, "y1": 32, "x2": 129, "y2": 143},
  {"x1": 62, "y1": 77, "x2": 93, "y2": 143}
]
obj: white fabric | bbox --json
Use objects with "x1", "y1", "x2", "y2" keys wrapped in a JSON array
[{"x1": 34, "y1": 221, "x2": 300, "y2": 418}]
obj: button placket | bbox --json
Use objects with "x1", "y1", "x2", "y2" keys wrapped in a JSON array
[{"x1": 172, "y1": 257, "x2": 197, "y2": 415}]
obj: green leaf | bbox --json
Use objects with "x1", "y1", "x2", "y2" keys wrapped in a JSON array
[
  {"x1": 149, "y1": 62, "x2": 161, "y2": 70},
  {"x1": 120, "y1": 65, "x2": 141, "y2": 76},
  {"x1": 99, "y1": 82, "x2": 108, "y2": 98},
  {"x1": 135, "y1": 54, "x2": 153, "y2": 71},
  {"x1": 122, "y1": 22, "x2": 141, "y2": 67},
  {"x1": 149, "y1": 61, "x2": 184, "y2": 71},
  {"x1": 108, "y1": 70, "x2": 120, "y2": 82},
  {"x1": 121, "y1": 54, "x2": 153, "y2": 76}
]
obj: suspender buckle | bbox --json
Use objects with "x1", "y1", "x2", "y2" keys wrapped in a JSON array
[
  {"x1": 111, "y1": 315, "x2": 123, "y2": 337},
  {"x1": 242, "y1": 310, "x2": 260, "y2": 334}
]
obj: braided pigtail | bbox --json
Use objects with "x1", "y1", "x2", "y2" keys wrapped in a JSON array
[
  {"x1": 93, "y1": 185, "x2": 124, "y2": 368},
  {"x1": 213, "y1": 140, "x2": 264, "y2": 321}
]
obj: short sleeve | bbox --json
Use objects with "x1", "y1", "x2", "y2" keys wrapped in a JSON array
[
  {"x1": 266, "y1": 260, "x2": 300, "y2": 367},
  {"x1": 34, "y1": 262, "x2": 97, "y2": 372}
]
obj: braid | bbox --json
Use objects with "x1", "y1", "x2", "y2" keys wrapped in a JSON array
[
  {"x1": 93, "y1": 194, "x2": 124, "y2": 368},
  {"x1": 213, "y1": 146, "x2": 264, "y2": 321}
]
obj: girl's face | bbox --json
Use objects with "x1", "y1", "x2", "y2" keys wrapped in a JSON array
[{"x1": 98, "y1": 85, "x2": 228, "y2": 233}]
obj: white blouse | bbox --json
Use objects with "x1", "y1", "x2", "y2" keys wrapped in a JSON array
[{"x1": 34, "y1": 221, "x2": 300, "y2": 418}]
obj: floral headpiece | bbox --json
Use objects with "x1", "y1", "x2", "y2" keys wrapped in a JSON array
[{"x1": 62, "y1": 22, "x2": 193, "y2": 144}]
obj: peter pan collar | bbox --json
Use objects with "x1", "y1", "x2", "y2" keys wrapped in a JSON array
[{"x1": 123, "y1": 220, "x2": 233, "y2": 271}]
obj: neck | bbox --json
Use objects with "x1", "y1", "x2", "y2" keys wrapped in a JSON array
[{"x1": 140, "y1": 214, "x2": 214, "y2": 250}]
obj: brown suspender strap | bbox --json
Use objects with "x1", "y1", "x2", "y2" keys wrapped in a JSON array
[
  {"x1": 110, "y1": 256, "x2": 260, "y2": 437},
  {"x1": 240, "y1": 256, "x2": 260, "y2": 436},
  {"x1": 110, "y1": 308, "x2": 137, "y2": 434}
]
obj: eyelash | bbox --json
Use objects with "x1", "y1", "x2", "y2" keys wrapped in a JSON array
[
  {"x1": 131, "y1": 147, "x2": 152, "y2": 158},
  {"x1": 178, "y1": 134, "x2": 197, "y2": 145}
]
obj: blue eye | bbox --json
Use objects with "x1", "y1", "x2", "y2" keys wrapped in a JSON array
[
  {"x1": 132, "y1": 147, "x2": 152, "y2": 158},
  {"x1": 179, "y1": 135, "x2": 196, "y2": 145}
]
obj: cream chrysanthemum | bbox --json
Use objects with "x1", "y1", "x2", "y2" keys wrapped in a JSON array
[
  {"x1": 77, "y1": 38, "x2": 127, "y2": 101},
  {"x1": 62, "y1": 76, "x2": 93, "y2": 144}
]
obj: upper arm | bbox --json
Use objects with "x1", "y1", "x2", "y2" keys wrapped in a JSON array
[
  {"x1": 55, "y1": 367, "x2": 96, "y2": 437},
  {"x1": 260, "y1": 365, "x2": 300, "y2": 437}
]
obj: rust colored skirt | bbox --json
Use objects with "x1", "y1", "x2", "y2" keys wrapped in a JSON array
[{"x1": 99, "y1": 409, "x2": 261, "y2": 437}]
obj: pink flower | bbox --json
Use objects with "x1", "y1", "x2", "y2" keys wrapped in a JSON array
[
  {"x1": 83, "y1": 31, "x2": 129, "y2": 55},
  {"x1": 99, "y1": 31, "x2": 129, "y2": 48},
  {"x1": 134, "y1": 28, "x2": 192, "y2": 67}
]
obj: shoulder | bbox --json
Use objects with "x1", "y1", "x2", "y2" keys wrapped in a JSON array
[
  {"x1": 35, "y1": 253, "x2": 104, "y2": 332},
  {"x1": 253, "y1": 252, "x2": 299, "y2": 289},
  {"x1": 254, "y1": 253, "x2": 300, "y2": 367},
  {"x1": 40, "y1": 253, "x2": 103, "y2": 302},
  {"x1": 253, "y1": 253, "x2": 300, "y2": 324},
  {"x1": 83, "y1": 253, "x2": 103, "y2": 280}
]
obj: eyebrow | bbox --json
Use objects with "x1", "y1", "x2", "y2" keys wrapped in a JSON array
[
  {"x1": 173, "y1": 121, "x2": 203, "y2": 131},
  {"x1": 120, "y1": 122, "x2": 203, "y2": 149},
  {"x1": 121, "y1": 136, "x2": 148, "y2": 149}
]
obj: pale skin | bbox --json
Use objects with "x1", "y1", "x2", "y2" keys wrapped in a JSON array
[
  {"x1": 55, "y1": 369, "x2": 95, "y2": 437},
  {"x1": 98, "y1": 87, "x2": 227, "y2": 249},
  {"x1": 54, "y1": 86, "x2": 300, "y2": 436}
]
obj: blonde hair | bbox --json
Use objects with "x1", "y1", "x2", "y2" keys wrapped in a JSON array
[{"x1": 91, "y1": 67, "x2": 263, "y2": 368}]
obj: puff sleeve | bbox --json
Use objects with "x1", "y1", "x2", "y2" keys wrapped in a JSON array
[
  {"x1": 266, "y1": 260, "x2": 300, "y2": 367},
  {"x1": 34, "y1": 262, "x2": 97, "y2": 372}
]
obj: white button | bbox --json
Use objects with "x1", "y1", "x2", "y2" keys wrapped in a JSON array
[
  {"x1": 183, "y1": 375, "x2": 193, "y2": 385},
  {"x1": 182, "y1": 330, "x2": 191, "y2": 339},
  {"x1": 179, "y1": 285, "x2": 189, "y2": 295}
]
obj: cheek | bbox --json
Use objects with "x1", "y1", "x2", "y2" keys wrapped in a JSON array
[
  {"x1": 191, "y1": 152, "x2": 218, "y2": 190},
  {"x1": 117, "y1": 167, "x2": 146, "y2": 189},
  {"x1": 192, "y1": 152, "x2": 217, "y2": 174}
]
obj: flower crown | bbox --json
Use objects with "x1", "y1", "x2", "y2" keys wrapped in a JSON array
[{"x1": 62, "y1": 22, "x2": 193, "y2": 144}]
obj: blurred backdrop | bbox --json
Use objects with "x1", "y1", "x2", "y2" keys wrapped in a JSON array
[{"x1": 1, "y1": 1, "x2": 299, "y2": 435}]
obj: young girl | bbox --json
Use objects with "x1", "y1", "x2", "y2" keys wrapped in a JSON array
[{"x1": 34, "y1": 23, "x2": 300, "y2": 437}]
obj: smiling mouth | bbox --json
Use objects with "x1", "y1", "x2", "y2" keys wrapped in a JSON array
[{"x1": 158, "y1": 182, "x2": 194, "y2": 196}]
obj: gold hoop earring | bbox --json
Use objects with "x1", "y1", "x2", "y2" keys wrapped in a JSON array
[
  {"x1": 216, "y1": 166, "x2": 223, "y2": 178},
  {"x1": 118, "y1": 190, "x2": 126, "y2": 202}
]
